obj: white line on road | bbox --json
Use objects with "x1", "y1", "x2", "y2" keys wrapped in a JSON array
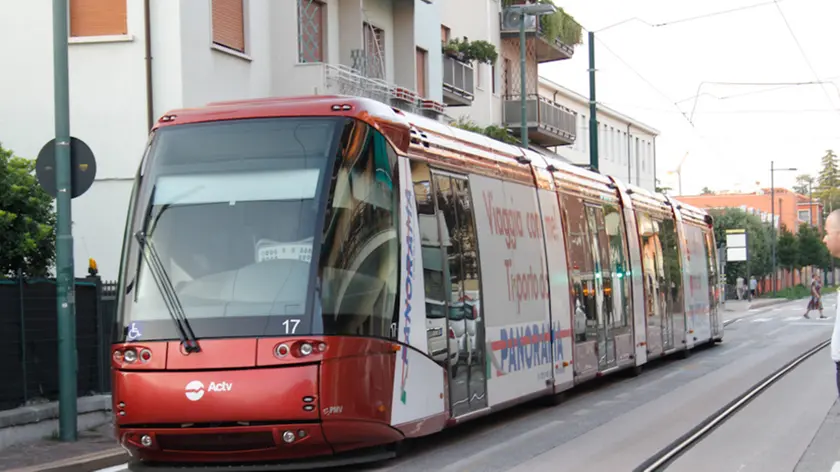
[
  {"x1": 830, "y1": 461, "x2": 840, "y2": 472},
  {"x1": 94, "y1": 465, "x2": 126, "y2": 472}
]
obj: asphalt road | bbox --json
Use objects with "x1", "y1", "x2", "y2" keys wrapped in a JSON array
[{"x1": 100, "y1": 296, "x2": 838, "y2": 472}]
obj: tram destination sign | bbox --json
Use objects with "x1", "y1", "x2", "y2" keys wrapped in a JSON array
[{"x1": 725, "y1": 228, "x2": 748, "y2": 262}]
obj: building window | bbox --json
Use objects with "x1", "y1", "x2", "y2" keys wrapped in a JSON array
[
  {"x1": 491, "y1": 63, "x2": 497, "y2": 94},
  {"x1": 798, "y1": 209, "x2": 811, "y2": 223},
  {"x1": 298, "y1": 0, "x2": 325, "y2": 62},
  {"x1": 69, "y1": 0, "x2": 127, "y2": 37},
  {"x1": 416, "y1": 47, "x2": 428, "y2": 97},
  {"x1": 212, "y1": 0, "x2": 246, "y2": 53},
  {"x1": 364, "y1": 22, "x2": 386, "y2": 79},
  {"x1": 441, "y1": 25, "x2": 451, "y2": 44}
]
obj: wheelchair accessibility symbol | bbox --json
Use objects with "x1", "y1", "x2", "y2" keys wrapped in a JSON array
[{"x1": 127, "y1": 323, "x2": 142, "y2": 341}]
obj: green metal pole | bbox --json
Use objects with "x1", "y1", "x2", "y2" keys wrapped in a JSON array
[
  {"x1": 588, "y1": 31, "x2": 598, "y2": 172},
  {"x1": 519, "y1": 13, "x2": 528, "y2": 149},
  {"x1": 52, "y1": 0, "x2": 78, "y2": 442}
]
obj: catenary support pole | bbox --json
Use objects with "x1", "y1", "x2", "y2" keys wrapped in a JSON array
[
  {"x1": 588, "y1": 31, "x2": 598, "y2": 172},
  {"x1": 52, "y1": 0, "x2": 78, "y2": 442}
]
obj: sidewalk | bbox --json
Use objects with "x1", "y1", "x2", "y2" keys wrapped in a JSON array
[
  {"x1": 0, "y1": 423, "x2": 126, "y2": 472},
  {"x1": 795, "y1": 399, "x2": 840, "y2": 471}
]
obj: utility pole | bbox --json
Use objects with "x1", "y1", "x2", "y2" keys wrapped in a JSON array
[
  {"x1": 52, "y1": 0, "x2": 78, "y2": 441},
  {"x1": 588, "y1": 31, "x2": 598, "y2": 172},
  {"x1": 771, "y1": 161, "x2": 776, "y2": 297},
  {"x1": 769, "y1": 161, "x2": 797, "y2": 297}
]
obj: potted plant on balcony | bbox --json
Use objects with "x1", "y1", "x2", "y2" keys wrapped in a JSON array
[
  {"x1": 442, "y1": 37, "x2": 499, "y2": 65},
  {"x1": 501, "y1": 0, "x2": 583, "y2": 46}
]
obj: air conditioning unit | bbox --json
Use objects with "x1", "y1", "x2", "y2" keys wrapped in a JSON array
[{"x1": 502, "y1": 7, "x2": 538, "y2": 30}]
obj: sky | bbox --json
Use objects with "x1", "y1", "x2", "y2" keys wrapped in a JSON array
[{"x1": 540, "y1": 0, "x2": 840, "y2": 196}]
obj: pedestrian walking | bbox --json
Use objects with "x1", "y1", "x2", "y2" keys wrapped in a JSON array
[
  {"x1": 803, "y1": 272, "x2": 825, "y2": 319},
  {"x1": 823, "y1": 209, "x2": 840, "y2": 397}
]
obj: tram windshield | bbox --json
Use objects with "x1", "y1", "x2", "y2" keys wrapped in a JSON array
[{"x1": 116, "y1": 116, "x2": 401, "y2": 342}]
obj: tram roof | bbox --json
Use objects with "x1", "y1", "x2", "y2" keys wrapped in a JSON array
[{"x1": 152, "y1": 95, "x2": 708, "y2": 224}]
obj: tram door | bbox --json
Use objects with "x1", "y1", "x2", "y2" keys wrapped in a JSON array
[
  {"x1": 585, "y1": 205, "x2": 617, "y2": 371},
  {"x1": 412, "y1": 160, "x2": 487, "y2": 417},
  {"x1": 704, "y1": 229, "x2": 722, "y2": 338},
  {"x1": 637, "y1": 212, "x2": 665, "y2": 357}
]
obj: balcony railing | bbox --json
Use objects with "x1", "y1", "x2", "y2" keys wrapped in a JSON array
[
  {"x1": 322, "y1": 63, "x2": 446, "y2": 118},
  {"x1": 503, "y1": 94, "x2": 576, "y2": 147},
  {"x1": 442, "y1": 55, "x2": 474, "y2": 107}
]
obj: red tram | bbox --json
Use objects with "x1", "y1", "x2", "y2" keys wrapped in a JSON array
[{"x1": 110, "y1": 96, "x2": 722, "y2": 470}]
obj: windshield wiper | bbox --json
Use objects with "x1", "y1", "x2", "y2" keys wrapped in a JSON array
[{"x1": 134, "y1": 231, "x2": 201, "y2": 353}]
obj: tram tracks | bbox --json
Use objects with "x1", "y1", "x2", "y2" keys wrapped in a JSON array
[{"x1": 632, "y1": 338, "x2": 831, "y2": 472}]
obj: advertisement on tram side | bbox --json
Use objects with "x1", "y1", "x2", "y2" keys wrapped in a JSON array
[
  {"x1": 390, "y1": 157, "x2": 445, "y2": 427},
  {"x1": 468, "y1": 174, "x2": 572, "y2": 406}
]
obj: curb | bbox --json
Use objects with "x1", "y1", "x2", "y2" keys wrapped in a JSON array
[
  {"x1": 748, "y1": 298, "x2": 791, "y2": 310},
  {"x1": 6, "y1": 448, "x2": 127, "y2": 472}
]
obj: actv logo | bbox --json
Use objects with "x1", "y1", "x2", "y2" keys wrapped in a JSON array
[{"x1": 184, "y1": 380, "x2": 233, "y2": 401}]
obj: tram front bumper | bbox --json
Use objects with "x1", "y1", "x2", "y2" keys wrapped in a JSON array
[{"x1": 119, "y1": 420, "x2": 404, "y2": 467}]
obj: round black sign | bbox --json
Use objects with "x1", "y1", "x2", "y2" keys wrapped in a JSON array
[{"x1": 35, "y1": 137, "x2": 97, "y2": 199}]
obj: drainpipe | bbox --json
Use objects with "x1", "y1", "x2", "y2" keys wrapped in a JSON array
[
  {"x1": 626, "y1": 123, "x2": 631, "y2": 184},
  {"x1": 144, "y1": 0, "x2": 154, "y2": 131}
]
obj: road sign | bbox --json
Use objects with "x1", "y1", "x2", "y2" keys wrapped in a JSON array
[
  {"x1": 35, "y1": 137, "x2": 97, "y2": 199},
  {"x1": 725, "y1": 228, "x2": 748, "y2": 262}
]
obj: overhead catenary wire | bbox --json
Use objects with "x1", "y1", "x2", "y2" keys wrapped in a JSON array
[{"x1": 772, "y1": 0, "x2": 840, "y2": 116}]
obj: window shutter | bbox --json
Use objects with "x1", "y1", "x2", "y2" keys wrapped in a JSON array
[
  {"x1": 212, "y1": 0, "x2": 245, "y2": 53},
  {"x1": 69, "y1": 0, "x2": 127, "y2": 37}
]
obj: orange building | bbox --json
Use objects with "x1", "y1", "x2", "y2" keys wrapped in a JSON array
[{"x1": 677, "y1": 188, "x2": 823, "y2": 234}]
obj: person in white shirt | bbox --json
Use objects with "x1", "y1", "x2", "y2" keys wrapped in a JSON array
[{"x1": 823, "y1": 210, "x2": 840, "y2": 396}]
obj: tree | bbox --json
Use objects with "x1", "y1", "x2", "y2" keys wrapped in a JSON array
[
  {"x1": 793, "y1": 174, "x2": 815, "y2": 196},
  {"x1": 0, "y1": 143, "x2": 56, "y2": 277},
  {"x1": 708, "y1": 208, "x2": 772, "y2": 284},
  {"x1": 816, "y1": 150, "x2": 840, "y2": 215},
  {"x1": 797, "y1": 223, "x2": 829, "y2": 269},
  {"x1": 700, "y1": 186, "x2": 714, "y2": 195},
  {"x1": 449, "y1": 116, "x2": 518, "y2": 145},
  {"x1": 776, "y1": 225, "x2": 799, "y2": 270}
]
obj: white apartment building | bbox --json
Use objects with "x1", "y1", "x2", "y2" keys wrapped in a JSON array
[
  {"x1": 538, "y1": 78, "x2": 659, "y2": 192},
  {"x1": 0, "y1": 0, "x2": 447, "y2": 280},
  {"x1": 0, "y1": 0, "x2": 654, "y2": 279}
]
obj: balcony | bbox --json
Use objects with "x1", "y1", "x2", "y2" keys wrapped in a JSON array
[
  {"x1": 283, "y1": 63, "x2": 447, "y2": 119},
  {"x1": 442, "y1": 55, "x2": 475, "y2": 107},
  {"x1": 500, "y1": 10, "x2": 575, "y2": 63},
  {"x1": 503, "y1": 94, "x2": 576, "y2": 147}
]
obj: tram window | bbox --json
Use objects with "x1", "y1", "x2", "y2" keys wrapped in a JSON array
[
  {"x1": 561, "y1": 194, "x2": 597, "y2": 341},
  {"x1": 637, "y1": 211, "x2": 661, "y2": 318},
  {"x1": 587, "y1": 205, "x2": 612, "y2": 331},
  {"x1": 604, "y1": 204, "x2": 630, "y2": 328},
  {"x1": 319, "y1": 120, "x2": 400, "y2": 338},
  {"x1": 658, "y1": 218, "x2": 683, "y2": 315},
  {"x1": 432, "y1": 174, "x2": 466, "y2": 310}
]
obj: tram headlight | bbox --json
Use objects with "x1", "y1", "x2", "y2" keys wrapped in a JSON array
[
  {"x1": 282, "y1": 430, "x2": 296, "y2": 443},
  {"x1": 299, "y1": 343, "x2": 313, "y2": 357},
  {"x1": 140, "y1": 435, "x2": 153, "y2": 447},
  {"x1": 274, "y1": 343, "x2": 290, "y2": 359},
  {"x1": 123, "y1": 349, "x2": 138, "y2": 363}
]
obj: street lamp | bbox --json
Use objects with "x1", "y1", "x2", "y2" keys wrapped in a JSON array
[
  {"x1": 508, "y1": 2, "x2": 556, "y2": 149},
  {"x1": 770, "y1": 160, "x2": 796, "y2": 296}
]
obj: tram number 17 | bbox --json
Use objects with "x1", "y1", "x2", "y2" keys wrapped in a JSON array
[{"x1": 283, "y1": 319, "x2": 301, "y2": 334}]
